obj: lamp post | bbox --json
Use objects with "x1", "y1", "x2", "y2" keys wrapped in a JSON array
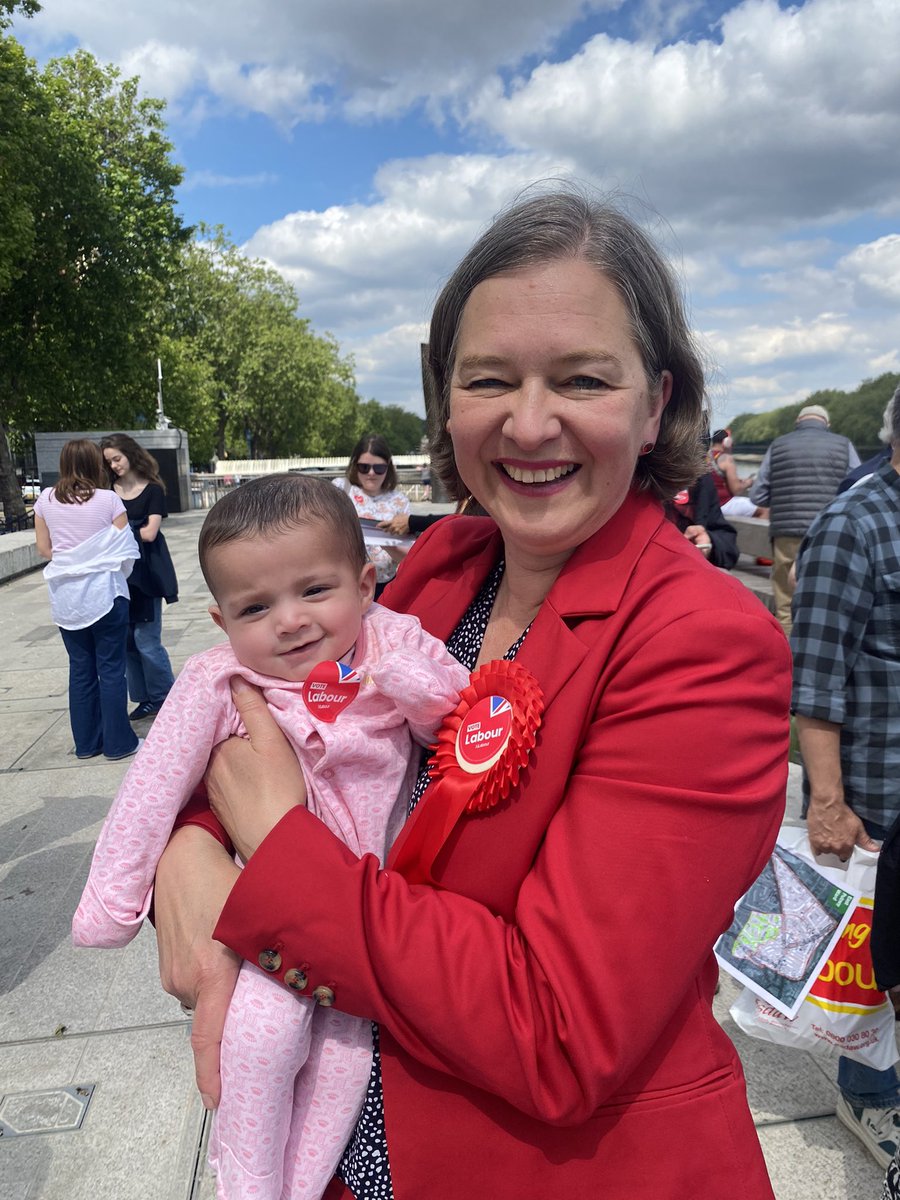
[{"x1": 155, "y1": 357, "x2": 172, "y2": 430}]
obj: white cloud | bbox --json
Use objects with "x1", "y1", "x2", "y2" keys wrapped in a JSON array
[
  {"x1": 243, "y1": 152, "x2": 572, "y2": 331},
  {"x1": 465, "y1": 0, "x2": 900, "y2": 236},
  {"x1": 20, "y1": 0, "x2": 624, "y2": 121},
  {"x1": 707, "y1": 314, "x2": 864, "y2": 369},
  {"x1": 838, "y1": 235, "x2": 900, "y2": 306},
  {"x1": 182, "y1": 170, "x2": 280, "y2": 192},
  {"x1": 738, "y1": 239, "x2": 835, "y2": 271}
]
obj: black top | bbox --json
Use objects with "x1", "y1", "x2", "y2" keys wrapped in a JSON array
[
  {"x1": 664, "y1": 473, "x2": 739, "y2": 570},
  {"x1": 122, "y1": 481, "x2": 168, "y2": 526},
  {"x1": 337, "y1": 561, "x2": 528, "y2": 1198},
  {"x1": 121, "y1": 483, "x2": 178, "y2": 615},
  {"x1": 408, "y1": 513, "x2": 445, "y2": 536}
]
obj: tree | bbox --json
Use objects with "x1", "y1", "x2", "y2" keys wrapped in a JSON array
[
  {"x1": 0, "y1": 40, "x2": 186, "y2": 518},
  {"x1": 165, "y1": 228, "x2": 362, "y2": 459},
  {"x1": 355, "y1": 401, "x2": 426, "y2": 454},
  {"x1": 731, "y1": 373, "x2": 899, "y2": 450}
]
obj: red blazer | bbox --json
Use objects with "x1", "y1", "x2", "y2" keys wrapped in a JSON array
[{"x1": 215, "y1": 488, "x2": 791, "y2": 1199}]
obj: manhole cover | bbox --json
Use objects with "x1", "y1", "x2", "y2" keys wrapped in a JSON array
[{"x1": 0, "y1": 1084, "x2": 95, "y2": 1137}]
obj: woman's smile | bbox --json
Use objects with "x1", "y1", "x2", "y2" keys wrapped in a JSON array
[{"x1": 494, "y1": 460, "x2": 580, "y2": 490}]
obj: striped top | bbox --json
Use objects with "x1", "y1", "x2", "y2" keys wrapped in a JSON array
[{"x1": 34, "y1": 488, "x2": 125, "y2": 551}]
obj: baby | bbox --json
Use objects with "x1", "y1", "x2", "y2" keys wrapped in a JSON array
[{"x1": 73, "y1": 473, "x2": 469, "y2": 1200}]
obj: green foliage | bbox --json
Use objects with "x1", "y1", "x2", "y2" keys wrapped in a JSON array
[
  {"x1": 0, "y1": 28, "x2": 424, "y2": 509},
  {"x1": 165, "y1": 227, "x2": 364, "y2": 459},
  {"x1": 0, "y1": 1, "x2": 40, "y2": 28},
  {"x1": 0, "y1": 44, "x2": 186, "y2": 433},
  {"x1": 731, "y1": 373, "x2": 900, "y2": 449},
  {"x1": 355, "y1": 402, "x2": 426, "y2": 453}
]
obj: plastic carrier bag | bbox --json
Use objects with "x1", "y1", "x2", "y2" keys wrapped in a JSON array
[{"x1": 720, "y1": 826, "x2": 898, "y2": 1069}]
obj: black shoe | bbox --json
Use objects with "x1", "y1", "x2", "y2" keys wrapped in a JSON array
[{"x1": 129, "y1": 701, "x2": 162, "y2": 721}]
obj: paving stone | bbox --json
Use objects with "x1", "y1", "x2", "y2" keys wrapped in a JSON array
[{"x1": 758, "y1": 1115, "x2": 886, "y2": 1198}]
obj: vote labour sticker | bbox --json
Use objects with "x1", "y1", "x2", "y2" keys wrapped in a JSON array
[
  {"x1": 455, "y1": 696, "x2": 513, "y2": 774},
  {"x1": 302, "y1": 661, "x2": 361, "y2": 723}
]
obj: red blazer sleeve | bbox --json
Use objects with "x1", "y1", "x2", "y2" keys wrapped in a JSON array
[
  {"x1": 214, "y1": 602, "x2": 790, "y2": 1125},
  {"x1": 172, "y1": 784, "x2": 231, "y2": 851}
]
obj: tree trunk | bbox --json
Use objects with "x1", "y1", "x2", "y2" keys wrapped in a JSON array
[{"x1": 0, "y1": 419, "x2": 28, "y2": 525}]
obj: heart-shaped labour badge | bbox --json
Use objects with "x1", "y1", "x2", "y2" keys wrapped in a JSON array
[{"x1": 302, "y1": 661, "x2": 362, "y2": 722}]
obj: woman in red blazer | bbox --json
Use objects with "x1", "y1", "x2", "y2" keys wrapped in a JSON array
[{"x1": 155, "y1": 189, "x2": 791, "y2": 1198}]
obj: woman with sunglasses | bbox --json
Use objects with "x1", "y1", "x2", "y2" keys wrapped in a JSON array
[{"x1": 334, "y1": 434, "x2": 410, "y2": 594}]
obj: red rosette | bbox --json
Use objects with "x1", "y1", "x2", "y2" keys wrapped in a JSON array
[{"x1": 388, "y1": 660, "x2": 543, "y2": 885}]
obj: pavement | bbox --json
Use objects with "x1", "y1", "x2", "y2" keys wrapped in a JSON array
[{"x1": 0, "y1": 507, "x2": 889, "y2": 1199}]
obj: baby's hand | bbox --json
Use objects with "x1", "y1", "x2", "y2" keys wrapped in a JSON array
[{"x1": 206, "y1": 678, "x2": 308, "y2": 861}]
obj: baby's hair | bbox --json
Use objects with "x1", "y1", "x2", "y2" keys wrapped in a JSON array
[{"x1": 199, "y1": 473, "x2": 368, "y2": 598}]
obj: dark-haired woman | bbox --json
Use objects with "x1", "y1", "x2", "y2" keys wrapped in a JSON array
[
  {"x1": 334, "y1": 434, "x2": 410, "y2": 594},
  {"x1": 101, "y1": 434, "x2": 178, "y2": 720},
  {"x1": 34, "y1": 439, "x2": 140, "y2": 760},
  {"x1": 156, "y1": 190, "x2": 790, "y2": 1198}
]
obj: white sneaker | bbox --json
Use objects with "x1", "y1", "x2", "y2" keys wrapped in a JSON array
[{"x1": 836, "y1": 1093, "x2": 900, "y2": 1168}]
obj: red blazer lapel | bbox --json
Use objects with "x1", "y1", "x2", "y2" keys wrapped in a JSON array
[{"x1": 383, "y1": 516, "x2": 503, "y2": 643}]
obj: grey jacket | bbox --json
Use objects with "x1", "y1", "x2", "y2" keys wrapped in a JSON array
[{"x1": 750, "y1": 420, "x2": 859, "y2": 538}]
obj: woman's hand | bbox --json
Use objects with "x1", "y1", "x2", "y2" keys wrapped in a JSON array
[
  {"x1": 205, "y1": 676, "x2": 308, "y2": 862},
  {"x1": 155, "y1": 826, "x2": 241, "y2": 1108},
  {"x1": 378, "y1": 514, "x2": 410, "y2": 537},
  {"x1": 683, "y1": 524, "x2": 713, "y2": 555}
]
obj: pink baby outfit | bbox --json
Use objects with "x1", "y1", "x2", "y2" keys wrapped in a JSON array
[{"x1": 72, "y1": 603, "x2": 468, "y2": 1199}]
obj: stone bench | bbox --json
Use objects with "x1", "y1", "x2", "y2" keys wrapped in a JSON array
[
  {"x1": 729, "y1": 515, "x2": 771, "y2": 560},
  {"x1": 0, "y1": 530, "x2": 43, "y2": 583}
]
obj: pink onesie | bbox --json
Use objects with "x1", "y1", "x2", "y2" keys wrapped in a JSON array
[{"x1": 72, "y1": 603, "x2": 468, "y2": 1199}]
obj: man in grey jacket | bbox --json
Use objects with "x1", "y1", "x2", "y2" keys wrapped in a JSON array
[{"x1": 750, "y1": 404, "x2": 859, "y2": 634}]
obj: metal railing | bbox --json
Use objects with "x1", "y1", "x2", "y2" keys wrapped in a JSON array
[
  {"x1": 1, "y1": 511, "x2": 35, "y2": 535},
  {"x1": 190, "y1": 474, "x2": 432, "y2": 509}
]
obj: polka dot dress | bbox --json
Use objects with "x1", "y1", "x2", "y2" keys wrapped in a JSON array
[{"x1": 337, "y1": 562, "x2": 529, "y2": 1197}]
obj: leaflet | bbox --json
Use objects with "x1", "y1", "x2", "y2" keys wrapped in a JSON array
[{"x1": 715, "y1": 839, "x2": 858, "y2": 1018}]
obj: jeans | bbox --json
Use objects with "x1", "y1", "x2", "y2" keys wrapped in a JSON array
[
  {"x1": 838, "y1": 816, "x2": 900, "y2": 1108},
  {"x1": 126, "y1": 596, "x2": 175, "y2": 705},
  {"x1": 60, "y1": 596, "x2": 138, "y2": 760}
]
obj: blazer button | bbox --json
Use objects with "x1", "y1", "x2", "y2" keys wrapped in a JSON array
[
  {"x1": 312, "y1": 985, "x2": 335, "y2": 1007},
  {"x1": 284, "y1": 967, "x2": 309, "y2": 991},
  {"x1": 258, "y1": 948, "x2": 282, "y2": 972}
]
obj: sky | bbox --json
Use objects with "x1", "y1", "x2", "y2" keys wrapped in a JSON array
[{"x1": 13, "y1": 0, "x2": 900, "y2": 426}]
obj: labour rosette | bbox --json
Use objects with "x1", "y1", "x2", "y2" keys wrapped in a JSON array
[{"x1": 389, "y1": 660, "x2": 543, "y2": 885}]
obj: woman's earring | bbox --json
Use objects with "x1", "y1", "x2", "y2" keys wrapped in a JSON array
[{"x1": 640, "y1": 442, "x2": 655, "y2": 455}]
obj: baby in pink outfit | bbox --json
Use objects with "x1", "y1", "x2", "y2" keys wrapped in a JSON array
[{"x1": 72, "y1": 474, "x2": 468, "y2": 1199}]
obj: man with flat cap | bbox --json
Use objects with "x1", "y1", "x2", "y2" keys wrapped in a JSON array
[{"x1": 750, "y1": 404, "x2": 859, "y2": 634}]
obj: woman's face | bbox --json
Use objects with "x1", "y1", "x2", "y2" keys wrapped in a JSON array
[
  {"x1": 448, "y1": 258, "x2": 670, "y2": 569},
  {"x1": 356, "y1": 452, "x2": 389, "y2": 496},
  {"x1": 103, "y1": 447, "x2": 130, "y2": 478}
]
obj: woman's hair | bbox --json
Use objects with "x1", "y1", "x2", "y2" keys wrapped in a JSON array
[
  {"x1": 346, "y1": 433, "x2": 398, "y2": 493},
  {"x1": 53, "y1": 439, "x2": 108, "y2": 504},
  {"x1": 198, "y1": 473, "x2": 368, "y2": 599},
  {"x1": 100, "y1": 433, "x2": 166, "y2": 491},
  {"x1": 427, "y1": 187, "x2": 709, "y2": 502},
  {"x1": 880, "y1": 386, "x2": 900, "y2": 445}
]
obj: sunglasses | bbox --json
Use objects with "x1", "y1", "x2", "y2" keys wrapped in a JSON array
[{"x1": 357, "y1": 463, "x2": 388, "y2": 475}]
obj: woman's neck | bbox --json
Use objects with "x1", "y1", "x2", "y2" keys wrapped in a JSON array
[
  {"x1": 116, "y1": 469, "x2": 146, "y2": 496},
  {"x1": 476, "y1": 547, "x2": 571, "y2": 666}
]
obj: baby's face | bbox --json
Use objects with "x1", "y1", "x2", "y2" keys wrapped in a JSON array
[{"x1": 208, "y1": 521, "x2": 375, "y2": 683}]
